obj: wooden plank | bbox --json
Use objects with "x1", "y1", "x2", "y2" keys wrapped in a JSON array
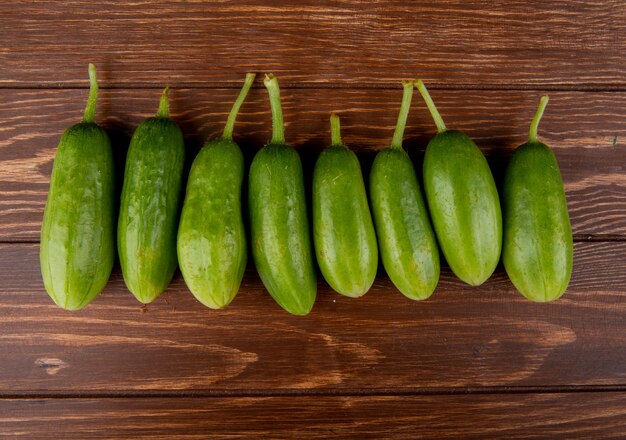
[
  {"x1": 0, "y1": 88, "x2": 623, "y2": 240},
  {"x1": 0, "y1": 1, "x2": 624, "y2": 87},
  {"x1": 0, "y1": 241, "x2": 624, "y2": 392},
  {"x1": 1, "y1": 393, "x2": 626, "y2": 439}
]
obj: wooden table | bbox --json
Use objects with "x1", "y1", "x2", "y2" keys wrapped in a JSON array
[{"x1": 1, "y1": 1, "x2": 625, "y2": 438}]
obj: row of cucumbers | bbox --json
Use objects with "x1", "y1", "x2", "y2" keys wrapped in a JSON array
[{"x1": 40, "y1": 65, "x2": 573, "y2": 315}]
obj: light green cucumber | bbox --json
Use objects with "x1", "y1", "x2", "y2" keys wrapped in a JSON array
[
  {"x1": 416, "y1": 80, "x2": 502, "y2": 286},
  {"x1": 313, "y1": 114, "x2": 378, "y2": 297},
  {"x1": 248, "y1": 74, "x2": 317, "y2": 315},
  {"x1": 40, "y1": 64, "x2": 115, "y2": 310},
  {"x1": 177, "y1": 73, "x2": 255, "y2": 308},
  {"x1": 503, "y1": 96, "x2": 573, "y2": 302},
  {"x1": 369, "y1": 81, "x2": 440, "y2": 300},
  {"x1": 118, "y1": 87, "x2": 185, "y2": 303}
]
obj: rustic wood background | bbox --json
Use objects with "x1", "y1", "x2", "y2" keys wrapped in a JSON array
[{"x1": 1, "y1": 1, "x2": 625, "y2": 438}]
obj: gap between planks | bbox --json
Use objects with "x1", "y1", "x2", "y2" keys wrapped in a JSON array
[
  {"x1": 1, "y1": 84, "x2": 626, "y2": 92},
  {"x1": 2, "y1": 385, "x2": 626, "y2": 400}
]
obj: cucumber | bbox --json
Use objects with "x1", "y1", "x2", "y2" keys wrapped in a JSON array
[
  {"x1": 177, "y1": 73, "x2": 255, "y2": 308},
  {"x1": 503, "y1": 96, "x2": 573, "y2": 301},
  {"x1": 248, "y1": 74, "x2": 317, "y2": 315},
  {"x1": 416, "y1": 80, "x2": 502, "y2": 286},
  {"x1": 118, "y1": 87, "x2": 185, "y2": 303},
  {"x1": 370, "y1": 81, "x2": 440, "y2": 300},
  {"x1": 40, "y1": 64, "x2": 115, "y2": 310},
  {"x1": 313, "y1": 114, "x2": 378, "y2": 297}
]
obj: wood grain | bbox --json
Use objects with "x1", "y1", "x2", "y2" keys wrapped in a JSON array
[
  {"x1": 0, "y1": 88, "x2": 624, "y2": 240},
  {"x1": 0, "y1": 1, "x2": 624, "y2": 88},
  {"x1": 2, "y1": 393, "x2": 626, "y2": 439},
  {"x1": 0, "y1": 241, "x2": 624, "y2": 392}
]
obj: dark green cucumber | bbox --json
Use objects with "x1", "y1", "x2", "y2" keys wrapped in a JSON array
[
  {"x1": 503, "y1": 96, "x2": 573, "y2": 302},
  {"x1": 370, "y1": 81, "x2": 440, "y2": 300},
  {"x1": 416, "y1": 80, "x2": 502, "y2": 286},
  {"x1": 177, "y1": 73, "x2": 255, "y2": 308},
  {"x1": 248, "y1": 74, "x2": 317, "y2": 315},
  {"x1": 313, "y1": 114, "x2": 378, "y2": 297},
  {"x1": 118, "y1": 87, "x2": 185, "y2": 303},
  {"x1": 40, "y1": 64, "x2": 115, "y2": 310}
]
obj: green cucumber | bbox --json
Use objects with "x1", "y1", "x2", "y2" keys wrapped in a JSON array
[
  {"x1": 503, "y1": 96, "x2": 573, "y2": 301},
  {"x1": 40, "y1": 64, "x2": 115, "y2": 310},
  {"x1": 177, "y1": 73, "x2": 255, "y2": 308},
  {"x1": 248, "y1": 74, "x2": 317, "y2": 315},
  {"x1": 118, "y1": 86, "x2": 185, "y2": 303},
  {"x1": 313, "y1": 114, "x2": 378, "y2": 297},
  {"x1": 416, "y1": 80, "x2": 502, "y2": 286},
  {"x1": 370, "y1": 81, "x2": 440, "y2": 300}
]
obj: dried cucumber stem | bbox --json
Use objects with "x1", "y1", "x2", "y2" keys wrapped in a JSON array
[
  {"x1": 415, "y1": 80, "x2": 447, "y2": 134},
  {"x1": 264, "y1": 74, "x2": 286, "y2": 145},
  {"x1": 223, "y1": 73, "x2": 257, "y2": 140},
  {"x1": 82, "y1": 63, "x2": 98, "y2": 123},
  {"x1": 529, "y1": 95, "x2": 549, "y2": 143},
  {"x1": 390, "y1": 81, "x2": 415, "y2": 149},
  {"x1": 157, "y1": 86, "x2": 170, "y2": 118},
  {"x1": 330, "y1": 113, "x2": 344, "y2": 147}
]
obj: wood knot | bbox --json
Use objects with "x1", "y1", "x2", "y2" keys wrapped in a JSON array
[{"x1": 35, "y1": 358, "x2": 69, "y2": 375}]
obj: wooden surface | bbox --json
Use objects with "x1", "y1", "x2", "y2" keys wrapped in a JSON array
[
  {"x1": 1, "y1": 241, "x2": 626, "y2": 393},
  {"x1": 1, "y1": 89, "x2": 624, "y2": 241},
  {"x1": 1, "y1": 1, "x2": 625, "y2": 438},
  {"x1": 2, "y1": 394, "x2": 626, "y2": 439},
  {"x1": 1, "y1": 1, "x2": 624, "y2": 88}
]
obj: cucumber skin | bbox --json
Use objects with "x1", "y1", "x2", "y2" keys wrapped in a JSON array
[
  {"x1": 423, "y1": 130, "x2": 502, "y2": 286},
  {"x1": 40, "y1": 123, "x2": 115, "y2": 310},
  {"x1": 503, "y1": 141, "x2": 573, "y2": 302},
  {"x1": 118, "y1": 117, "x2": 185, "y2": 303},
  {"x1": 249, "y1": 143, "x2": 317, "y2": 315},
  {"x1": 177, "y1": 138, "x2": 247, "y2": 309},
  {"x1": 370, "y1": 148, "x2": 440, "y2": 299},
  {"x1": 313, "y1": 146, "x2": 378, "y2": 297}
]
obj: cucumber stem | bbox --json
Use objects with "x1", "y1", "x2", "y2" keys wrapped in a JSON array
[
  {"x1": 156, "y1": 86, "x2": 170, "y2": 118},
  {"x1": 330, "y1": 113, "x2": 343, "y2": 146},
  {"x1": 82, "y1": 63, "x2": 98, "y2": 123},
  {"x1": 529, "y1": 95, "x2": 549, "y2": 143},
  {"x1": 264, "y1": 74, "x2": 285, "y2": 145},
  {"x1": 390, "y1": 81, "x2": 414, "y2": 149},
  {"x1": 414, "y1": 80, "x2": 447, "y2": 134},
  {"x1": 223, "y1": 72, "x2": 256, "y2": 140}
]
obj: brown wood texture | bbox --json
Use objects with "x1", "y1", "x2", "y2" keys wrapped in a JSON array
[
  {"x1": 1, "y1": 242, "x2": 624, "y2": 392},
  {"x1": 0, "y1": 1, "x2": 624, "y2": 88},
  {"x1": 1, "y1": 0, "x2": 625, "y2": 436},
  {"x1": 0, "y1": 88, "x2": 624, "y2": 240},
  {"x1": 2, "y1": 393, "x2": 626, "y2": 439}
]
